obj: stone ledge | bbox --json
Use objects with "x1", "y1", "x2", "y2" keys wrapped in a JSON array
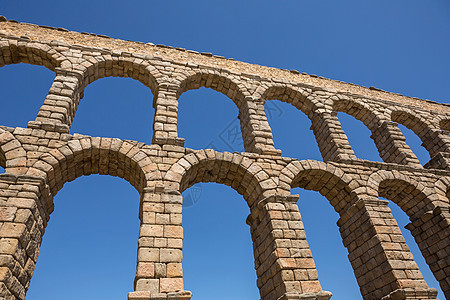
[
  {"x1": 152, "y1": 136, "x2": 185, "y2": 147},
  {"x1": 27, "y1": 121, "x2": 70, "y2": 133},
  {"x1": 277, "y1": 291, "x2": 332, "y2": 300},
  {"x1": 424, "y1": 152, "x2": 450, "y2": 170},
  {"x1": 380, "y1": 288, "x2": 438, "y2": 300},
  {"x1": 128, "y1": 291, "x2": 192, "y2": 300}
]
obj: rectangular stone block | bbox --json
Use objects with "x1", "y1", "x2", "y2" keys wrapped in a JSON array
[
  {"x1": 160, "y1": 249, "x2": 182, "y2": 263},
  {"x1": 160, "y1": 278, "x2": 183, "y2": 293},
  {"x1": 135, "y1": 278, "x2": 159, "y2": 292},
  {"x1": 138, "y1": 248, "x2": 160, "y2": 262}
]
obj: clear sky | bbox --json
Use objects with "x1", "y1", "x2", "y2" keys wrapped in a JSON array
[{"x1": 0, "y1": 1, "x2": 449, "y2": 299}]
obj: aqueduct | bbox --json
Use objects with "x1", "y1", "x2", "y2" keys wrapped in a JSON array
[{"x1": 0, "y1": 17, "x2": 449, "y2": 300}]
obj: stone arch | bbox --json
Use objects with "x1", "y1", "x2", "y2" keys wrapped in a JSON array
[
  {"x1": 79, "y1": 55, "x2": 160, "y2": 96},
  {"x1": 331, "y1": 97, "x2": 384, "y2": 160},
  {"x1": 175, "y1": 69, "x2": 249, "y2": 107},
  {"x1": 367, "y1": 171, "x2": 449, "y2": 297},
  {"x1": 332, "y1": 97, "x2": 383, "y2": 131},
  {"x1": 258, "y1": 84, "x2": 346, "y2": 159},
  {"x1": 46, "y1": 55, "x2": 162, "y2": 130},
  {"x1": 0, "y1": 41, "x2": 76, "y2": 129},
  {"x1": 391, "y1": 108, "x2": 443, "y2": 159},
  {"x1": 26, "y1": 137, "x2": 158, "y2": 197},
  {"x1": 0, "y1": 40, "x2": 69, "y2": 70},
  {"x1": 171, "y1": 70, "x2": 271, "y2": 153},
  {"x1": 332, "y1": 97, "x2": 422, "y2": 165},
  {"x1": 165, "y1": 150, "x2": 275, "y2": 207},
  {"x1": 278, "y1": 160, "x2": 359, "y2": 213},
  {"x1": 366, "y1": 170, "x2": 436, "y2": 218},
  {"x1": 259, "y1": 84, "x2": 318, "y2": 116}
]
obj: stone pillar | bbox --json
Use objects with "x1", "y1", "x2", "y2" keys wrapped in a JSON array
[
  {"x1": 424, "y1": 152, "x2": 450, "y2": 170},
  {"x1": 310, "y1": 111, "x2": 357, "y2": 162},
  {"x1": 240, "y1": 98, "x2": 281, "y2": 156},
  {"x1": 152, "y1": 85, "x2": 185, "y2": 147},
  {"x1": 405, "y1": 206, "x2": 450, "y2": 299},
  {"x1": 28, "y1": 67, "x2": 83, "y2": 134},
  {"x1": 424, "y1": 130, "x2": 450, "y2": 170},
  {"x1": 0, "y1": 174, "x2": 52, "y2": 300},
  {"x1": 337, "y1": 199, "x2": 437, "y2": 300},
  {"x1": 128, "y1": 186, "x2": 191, "y2": 300},
  {"x1": 247, "y1": 195, "x2": 332, "y2": 300},
  {"x1": 425, "y1": 130, "x2": 450, "y2": 159},
  {"x1": 371, "y1": 121, "x2": 422, "y2": 167}
]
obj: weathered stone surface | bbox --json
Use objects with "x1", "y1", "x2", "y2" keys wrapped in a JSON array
[{"x1": 0, "y1": 18, "x2": 448, "y2": 300}]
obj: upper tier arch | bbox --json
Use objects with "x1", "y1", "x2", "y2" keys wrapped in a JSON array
[
  {"x1": 257, "y1": 84, "x2": 318, "y2": 116},
  {"x1": 332, "y1": 96, "x2": 384, "y2": 130},
  {"x1": 78, "y1": 55, "x2": 160, "y2": 96},
  {"x1": 175, "y1": 69, "x2": 250, "y2": 107},
  {"x1": 391, "y1": 108, "x2": 443, "y2": 159},
  {"x1": 0, "y1": 39, "x2": 69, "y2": 70}
]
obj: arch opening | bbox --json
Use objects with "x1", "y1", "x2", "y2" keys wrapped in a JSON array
[
  {"x1": 182, "y1": 182, "x2": 258, "y2": 298},
  {"x1": 70, "y1": 77, "x2": 154, "y2": 144},
  {"x1": 174, "y1": 154, "x2": 267, "y2": 208},
  {"x1": 373, "y1": 177, "x2": 445, "y2": 298},
  {"x1": 336, "y1": 111, "x2": 383, "y2": 162},
  {"x1": 82, "y1": 58, "x2": 158, "y2": 97},
  {"x1": 0, "y1": 64, "x2": 55, "y2": 128},
  {"x1": 377, "y1": 178, "x2": 433, "y2": 219},
  {"x1": 292, "y1": 187, "x2": 361, "y2": 299},
  {"x1": 397, "y1": 123, "x2": 430, "y2": 165},
  {"x1": 168, "y1": 154, "x2": 269, "y2": 297},
  {"x1": 265, "y1": 100, "x2": 322, "y2": 161},
  {"x1": 178, "y1": 88, "x2": 244, "y2": 153},
  {"x1": 385, "y1": 199, "x2": 445, "y2": 299},
  {"x1": 27, "y1": 174, "x2": 140, "y2": 300},
  {"x1": 28, "y1": 137, "x2": 149, "y2": 197},
  {"x1": 287, "y1": 163, "x2": 356, "y2": 213},
  {"x1": 261, "y1": 85, "x2": 313, "y2": 116},
  {"x1": 392, "y1": 110, "x2": 435, "y2": 163},
  {"x1": 176, "y1": 72, "x2": 245, "y2": 108}
]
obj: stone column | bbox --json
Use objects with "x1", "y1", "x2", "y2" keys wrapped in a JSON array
[
  {"x1": 128, "y1": 186, "x2": 191, "y2": 300},
  {"x1": 371, "y1": 121, "x2": 422, "y2": 167},
  {"x1": 310, "y1": 111, "x2": 357, "y2": 162},
  {"x1": 240, "y1": 98, "x2": 281, "y2": 156},
  {"x1": 247, "y1": 195, "x2": 332, "y2": 300},
  {"x1": 337, "y1": 199, "x2": 438, "y2": 300},
  {"x1": 405, "y1": 206, "x2": 450, "y2": 299},
  {"x1": 424, "y1": 130, "x2": 450, "y2": 159},
  {"x1": 28, "y1": 67, "x2": 83, "y2": 134},
  {"x1": 424, "y1": 130, "x2": 450, "y2": 170},
  {"x1": 0, "y1": 174, "x2": 52, "y2": 300},
  {"x1": 152, "y1": 85, "x2": 185, "y2": 147}
]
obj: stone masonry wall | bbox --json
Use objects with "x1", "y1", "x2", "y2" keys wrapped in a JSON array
[{"x1": 0, "y1": 17, "x2": 449, "y2": 300}]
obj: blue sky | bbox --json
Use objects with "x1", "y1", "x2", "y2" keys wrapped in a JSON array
[{"x1": 0, "y1": 1, "x2": 449, "y2": 299}]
